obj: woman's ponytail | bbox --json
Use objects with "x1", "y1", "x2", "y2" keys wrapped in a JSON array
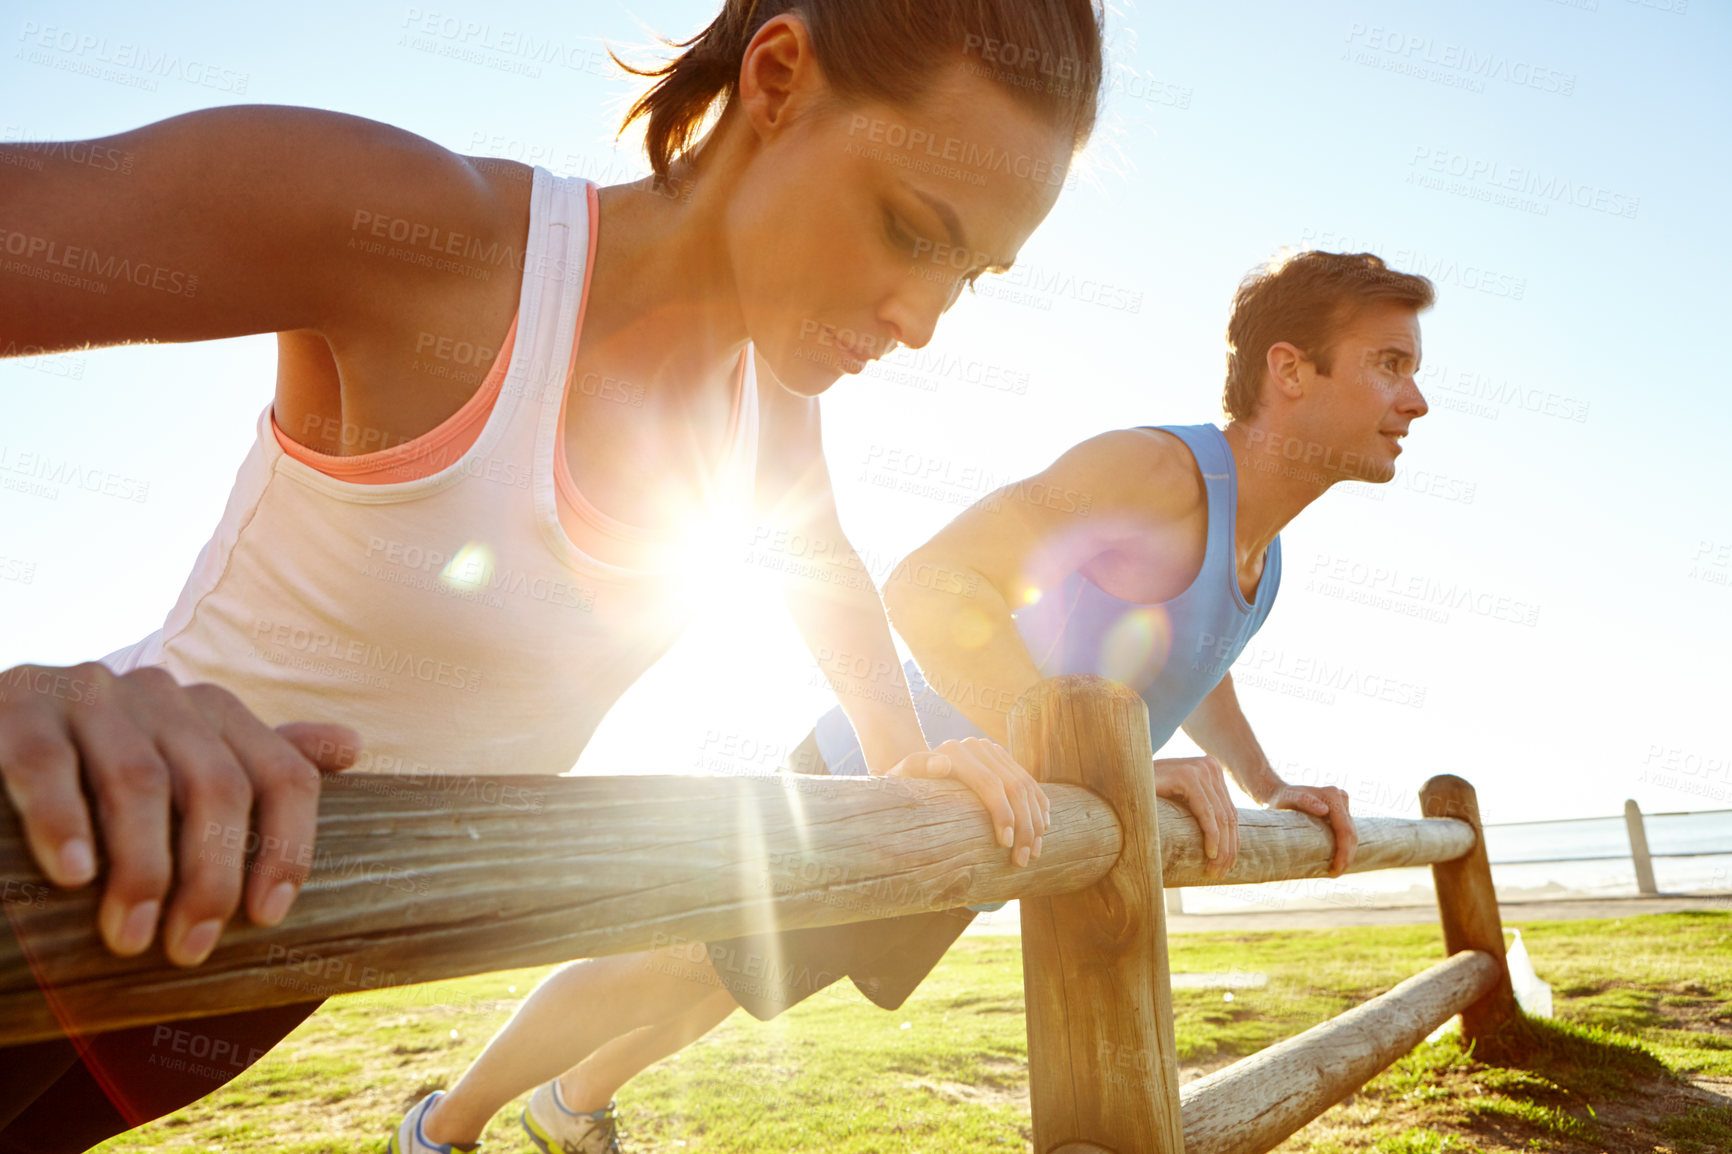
[{"x1": 615, "y1": 0, "x2": 1106, "y2": 180}]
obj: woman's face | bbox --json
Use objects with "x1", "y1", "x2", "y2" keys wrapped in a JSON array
[{"x1": 726, "y1": 61, "x2": 1076, "y2": 396}]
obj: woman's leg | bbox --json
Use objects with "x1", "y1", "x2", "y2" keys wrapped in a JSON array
[
  {"x1": 423, "y1": 945, "x2": 727, "y2": 1146},
  {"x1": 422, "y1": 732, "x2": 832, "y2": 1145},
  {"x1": 554, "y1": 986, "x2": 737, "y2": 1112}
]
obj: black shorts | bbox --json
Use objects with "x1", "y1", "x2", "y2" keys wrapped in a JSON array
[
  {"x1": 704, "y1": 729, "x2": 978, "y2": 1022},
  {"x1": 0, "y1": 909, "x2": 322, "y2": 1154}
]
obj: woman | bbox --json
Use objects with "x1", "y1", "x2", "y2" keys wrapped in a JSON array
[{"x1": 0, "y1": 1, "x2": 1105, "y2": 1151}]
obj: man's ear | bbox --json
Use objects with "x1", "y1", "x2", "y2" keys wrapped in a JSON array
[
  {"x1": 1264, "y1": 341, "x2": 1309, "y2": 401},
  {"x1": 737, "y1": 14, "x2": 825, "y2": 142}
]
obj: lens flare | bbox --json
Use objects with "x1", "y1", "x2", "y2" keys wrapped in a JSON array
[
  {"x1": 1097, "y1": 606, "x2": 1172, "y2": 686},
  {"x1": 440, "y1": 542, "x2": 496, "y2": 593}
]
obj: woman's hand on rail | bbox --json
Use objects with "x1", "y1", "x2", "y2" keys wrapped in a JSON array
[
  {"x1": 884, "y1": 737, "x2": 1050, "y2": 867},
  {"x1": 1152, "y1": 756, "x2": 1239, "y2": 878},
  {"x1": 0, "y1": 663, "x2": 359, "y2": 966},
  {"x1": 1267, "y1": 784, "x2": 1357, "y2": 877}
]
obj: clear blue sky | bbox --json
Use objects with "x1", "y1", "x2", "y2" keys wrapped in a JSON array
[{"x1": 2, "y1": 0, "x2": 1728, "y2": 826}]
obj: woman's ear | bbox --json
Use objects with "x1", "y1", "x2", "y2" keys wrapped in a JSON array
[{"x1": 737, "y1": 14, "x2": 825, "y2": 142}]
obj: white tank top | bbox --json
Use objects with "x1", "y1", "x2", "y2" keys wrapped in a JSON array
[{"x1": 101, "y1": 167, "x2": 760, "y2": 778}]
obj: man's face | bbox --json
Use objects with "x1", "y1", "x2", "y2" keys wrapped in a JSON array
[{"x1": 1305, "y1": 302, "x2": 1429, "y2": 484}]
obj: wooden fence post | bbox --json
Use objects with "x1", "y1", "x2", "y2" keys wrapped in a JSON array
[
  {"x1": 1011, "y1": 675, "x2": 1183, "y2": 1154},
  {"x1": 1418, "y1": 775, "x2": 1523, "y2": 1059},
  {"x1": 1624, "y1": 799, "x2": 1659, "y2": 895}
]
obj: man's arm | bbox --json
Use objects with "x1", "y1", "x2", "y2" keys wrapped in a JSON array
[
  {"x1": 1181, "y1": 673, "x2": 1358, "y2": 875},
  {"x1": 884, "y1": 430, "x2": 1199, "y2": 745}
]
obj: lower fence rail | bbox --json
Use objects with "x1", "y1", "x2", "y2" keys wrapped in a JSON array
[{"x1": 1180, "y1": 949, "x2": 1501, "y2": 1154}]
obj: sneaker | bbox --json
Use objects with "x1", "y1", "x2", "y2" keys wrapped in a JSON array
[
  {"x1": 520, "y1": 1080, "x2": 623, "y2": 1154},
  {"x1": 388, "y1": 1090, "x2": 482, "y2": 1153}
]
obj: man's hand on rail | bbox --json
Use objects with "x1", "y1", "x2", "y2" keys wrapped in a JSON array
[
  {"x1": 884, "y1": 736, "x2": 1050, "y2": 867},
  {"x1": 1267, "y1": 784, "x2": 1358, "y2": 877},
  {"x1": 0, "y1": 662, "x2": 359, "y2": 966},
  {"x1": 1152, "y1": 756, "x2": 1239, "y2": 878}
]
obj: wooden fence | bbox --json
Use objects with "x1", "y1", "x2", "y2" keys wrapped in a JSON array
[{"x1": 0, "y1": 674, "x2": 1518, "y2": 1153}]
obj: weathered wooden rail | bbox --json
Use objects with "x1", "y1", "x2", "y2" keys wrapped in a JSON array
[{"x1": 0, "y1": 674, "x2": 1517, "y2": 1153}]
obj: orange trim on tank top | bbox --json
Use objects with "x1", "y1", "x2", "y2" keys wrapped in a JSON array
[
  {"x1": 269, "y1": 313, "x2": 520, "y2": 483},
  {"x1": 553, "y1": 184, "x2": 749, "y2": 557},
  {"x1": 269, "y1": 180, "x2": 749, "y2": 568}
]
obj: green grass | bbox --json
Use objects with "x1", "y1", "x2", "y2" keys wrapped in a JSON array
[
  {"x1": 88, "y1": 912, "x2": 1732, "y2": 1153},
  {"x1": 1657, "y1": 1105, "x2": 1732, "y2": 1153}
]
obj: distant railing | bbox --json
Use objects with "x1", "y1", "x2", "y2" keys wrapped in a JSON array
[
  {"x1": 1483, "y1": 802, "x2": 1732, "y2": 896},
  {"x1": 1165, "y1": 802, "x2": 1731, "y2": 916}
]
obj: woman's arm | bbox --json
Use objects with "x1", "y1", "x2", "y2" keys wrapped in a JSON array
[
  {"x1": 749, "y1": 369, "x2": 925, "y2": 768},
  {"x1": 752, "y1": 354, "x2": 1047, "y2": 863},
  {"x1": 0, "y1": 104, "x2": 514, "y2": 354},
  {"x1": 0, "y1": 105, "x2": 519, "y2": 966}
]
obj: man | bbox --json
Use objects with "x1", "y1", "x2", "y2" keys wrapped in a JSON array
[
  {"x1": 792, "y1": 246, "x2": 1435, "y2": 963},
  {"x1": 508, "y1": 249, "x2": 1430, "y2": 1153}
]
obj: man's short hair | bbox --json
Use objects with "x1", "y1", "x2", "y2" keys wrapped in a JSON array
[{"x1": 1222, "y1": 251, "x2": 1436, "y2": 422}]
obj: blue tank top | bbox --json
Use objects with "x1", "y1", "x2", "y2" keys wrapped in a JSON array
[{"x1": 813, "y1": 424, "x2": 1281, "y2": 775}]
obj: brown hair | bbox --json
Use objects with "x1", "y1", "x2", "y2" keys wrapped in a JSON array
[
  {"x1": 1222, "y1": 251, "x2": 1436, "y2": 422},
  {"x1": 614, "y1": 1, "x2": 1107, "y2": 179}
]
